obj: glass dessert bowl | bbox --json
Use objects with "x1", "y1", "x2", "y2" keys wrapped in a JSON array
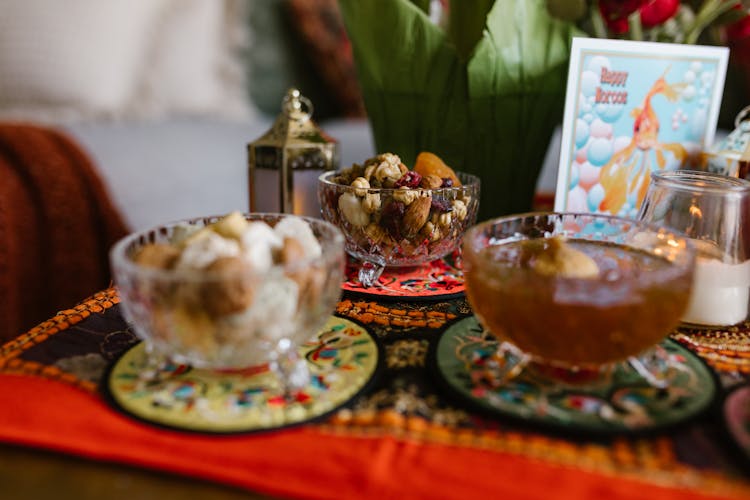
[
  {"x1": 110, "y1": 213, "x2": 345, "y2": 389},
  {"x1": 318, "y1": 153, "x2": 480, "y2": 286},
  {"x1": 462, "y1": 212, "x2": 696, "y2": 386}
]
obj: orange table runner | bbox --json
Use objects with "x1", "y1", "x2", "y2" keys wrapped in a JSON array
[{"x1": 0, "y1": 288, "x2": 748, "y2": 500}]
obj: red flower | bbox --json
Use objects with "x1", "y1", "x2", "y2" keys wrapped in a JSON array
[
  {"x1": 599, "y1": 0, "x2": 647, "y2": 33},
  {"x1": 725, "y1": 7, "x2": 750, "y2": 42},
  {"x1": 639, "y1": 0, "x2": 680, "y2": 28},
  {"x1": 598, "y1": 0, "x2": 680, "y2": 34},
  {"x1": 725, "y1": 8, "x2": 750, "y2": 66}
]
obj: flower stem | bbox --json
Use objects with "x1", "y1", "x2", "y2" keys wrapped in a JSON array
[
  {"x1": 628, "y1": 11, "x2": 643, "y2": 40},
  {"x1": 685, "y1": 0, "x2": 740, "y2": 44},
  {"x1": 589, "y1": 2, "x2": 608, "y2": 38}
]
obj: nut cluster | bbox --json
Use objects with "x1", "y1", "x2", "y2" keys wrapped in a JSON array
[{"x1": 323, "y1": 153, "x2": 476, "y2": 263}]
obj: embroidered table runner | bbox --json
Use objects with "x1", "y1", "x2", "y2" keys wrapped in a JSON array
[{"x1": 0, "y1": 288, "x2": 748, "y2": 500}]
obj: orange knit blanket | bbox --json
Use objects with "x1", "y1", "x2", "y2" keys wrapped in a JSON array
[{"x1": 0, "y1": 123, "x2": 129, "y2": 341}]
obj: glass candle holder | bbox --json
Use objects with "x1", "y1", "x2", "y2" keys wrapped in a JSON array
[{"x1": 638, "y1": 170, "x2": 750, "y2": 327}]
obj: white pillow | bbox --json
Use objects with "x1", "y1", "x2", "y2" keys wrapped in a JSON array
[
  {"x1": 0, "y1": 0, "x2": 167, "y2": 121},
  {"x1": 0, "y1": 0, "x2": 253, "y2": 122},
  {"x1": 132, "y1": 0, "x2": 252, "y2": 120}
]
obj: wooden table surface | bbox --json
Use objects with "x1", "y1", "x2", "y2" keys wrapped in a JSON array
[{"x1": 0, "y1": 443, "x2": 271, "y2": 500}]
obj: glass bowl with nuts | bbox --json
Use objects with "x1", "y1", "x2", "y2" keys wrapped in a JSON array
[
  {"x1": 110, "y1": 212, "x2": 345, "y2": 391},
  {"x1": 318, "y1": 152, "x2": 480, "y2": 286}
]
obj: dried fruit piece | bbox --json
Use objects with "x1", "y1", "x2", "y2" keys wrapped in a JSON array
[
  {"x1": 381, "y1": 200, "x2": 406, "y2": 239},
  {"x1": 413, "y1": 152, "x2": 461, "y2": 186},
  {"x1": 431, "y1": 197, "x2": 452, "y2": 213},
  {"x1": 522, "y1": 237, "x2": 600, "y2": 279},
  {"x1": 395, "y1": 171, "x2": 422, "y2": 188}
]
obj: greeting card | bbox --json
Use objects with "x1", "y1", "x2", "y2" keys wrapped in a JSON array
[{"x1": 554, "y1": 38, "x2": 728, "y2": 217}]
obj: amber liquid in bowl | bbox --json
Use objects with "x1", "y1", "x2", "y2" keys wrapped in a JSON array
[{"x1": 464, "y1": 239, "x2": 692, "y2": 367}]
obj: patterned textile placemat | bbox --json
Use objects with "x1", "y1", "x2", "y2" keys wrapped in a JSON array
[
  {"x1": 342, "y1": 252, "x2": 464, "y2": 300},
  {"x1": 673, "y1": 322, "x2": 750, "y2": 377},
  {"x1": 1, "y1": 288, "x2": 749, "y2": 500}
]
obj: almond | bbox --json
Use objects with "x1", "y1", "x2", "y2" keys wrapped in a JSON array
[
  {"x1": 402, "y1": 195, "x2": 432, "y2": 238},
  {"x1": 420, "y1": 174, "x2": 443, "y2": 189}
]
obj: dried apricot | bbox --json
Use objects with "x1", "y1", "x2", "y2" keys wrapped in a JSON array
[{"x1": 413, "y1": 152, "x2": 461, "y2": 186}]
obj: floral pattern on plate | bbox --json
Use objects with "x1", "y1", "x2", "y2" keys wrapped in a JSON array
[
  {"x1": 342, "y1": 251, "x2": 464, "y2": 299},
  {"x1": 434, "y1": 316, "x2": 717, "y2": 435},
  {"x1": 106, "y1": 316, "x2": 379, "y2": 433}
]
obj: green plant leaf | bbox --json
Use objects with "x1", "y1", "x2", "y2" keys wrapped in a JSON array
[
  {"x1": 448, "y1": 0, "x2": 495, "y2": 61},
  {"x1": 409, "y1": 0, "x2": 431, "y2": 15},
  {"x1": 339, "y1": 0, "x2": 581, "y2": 217}
]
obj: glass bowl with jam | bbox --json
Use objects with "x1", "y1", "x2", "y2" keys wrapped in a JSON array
[{"x1": 462, "y1": 212, "x2": 696, "y2": 384}]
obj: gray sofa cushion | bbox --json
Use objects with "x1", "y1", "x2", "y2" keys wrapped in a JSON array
[{"x1": 66, "y1": 118, "x2": 374, "y2": 231}]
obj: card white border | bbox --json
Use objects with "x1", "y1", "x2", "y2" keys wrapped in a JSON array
[{"x1": 554, "y1": 37, "x2": 729, "y2": 212}]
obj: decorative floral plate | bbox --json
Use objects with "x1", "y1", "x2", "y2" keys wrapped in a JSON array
[
  {"x1": 106, "y1": 316, "x2": 380, "y2": 433},
  {"x1": 433, "y1": 316, "x2": 717, "y2": 435},
  {"x1": 723, "y1": 383, "x2": 750, "y2": 465},
  {"x1": 342, "y1": 251, "x2": 465, "y2": 300}
]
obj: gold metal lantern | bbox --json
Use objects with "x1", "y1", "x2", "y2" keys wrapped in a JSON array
[{"x1": 248, "y1": 88, "x2": 339, "y2": 217}]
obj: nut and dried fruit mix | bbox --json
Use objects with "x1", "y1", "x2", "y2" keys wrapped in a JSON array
[{"x1": 321, "y1": 152, "x2": 477, "y2": 263}]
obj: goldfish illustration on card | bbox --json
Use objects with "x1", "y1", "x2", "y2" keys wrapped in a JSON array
[{"x1": 555, "y1": 38, "x2": 728, "y2": 218}]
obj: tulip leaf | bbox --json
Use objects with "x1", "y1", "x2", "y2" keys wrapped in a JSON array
[{"x1": 339, "y1": 0, "x2": 581, "y2": 217}]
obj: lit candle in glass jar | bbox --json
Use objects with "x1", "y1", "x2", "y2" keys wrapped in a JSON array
[
  {"x1": 682, "y1": 257, "x2": 750, "y2": 326},
  {"x1": 637, "y1": 170, "x2": 750, "y2": 327}
]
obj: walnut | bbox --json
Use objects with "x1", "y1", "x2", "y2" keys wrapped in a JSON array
[
  {"x1": 350, "y1": 177, "x2": 370, "y2": 197},
  {"x1": 452, "y1": 199, "x2": 468, "y2": 221},
  {"x1": 369, "y1": 153, "x2": 403, "y2": 187},
  {"x1": 438, "y1": 212, "x2": 452, "y2": 228},
  {"x1": 363, "y1": 164, "x2": 377, "y2": 182},
  {"x1": 421, "y1": 221, "x2": 440, "y2": 242},
  {"x1": 392, "y1": 186, "x2": 419, "y2": 205},
  {"x1": 364, "y1": 223, "x2": 389, "y2": 245},
  {"x1": 362, "y1": 192, "x2": 381, "y2": 213}
]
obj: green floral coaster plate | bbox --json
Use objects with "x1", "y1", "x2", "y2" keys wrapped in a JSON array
[
  {"x1": 434, "y1": 316, "x2": 717, "y2": 435},
  {"x1": 106, "y1": 316, "x2": 379, "y2": 433}
]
